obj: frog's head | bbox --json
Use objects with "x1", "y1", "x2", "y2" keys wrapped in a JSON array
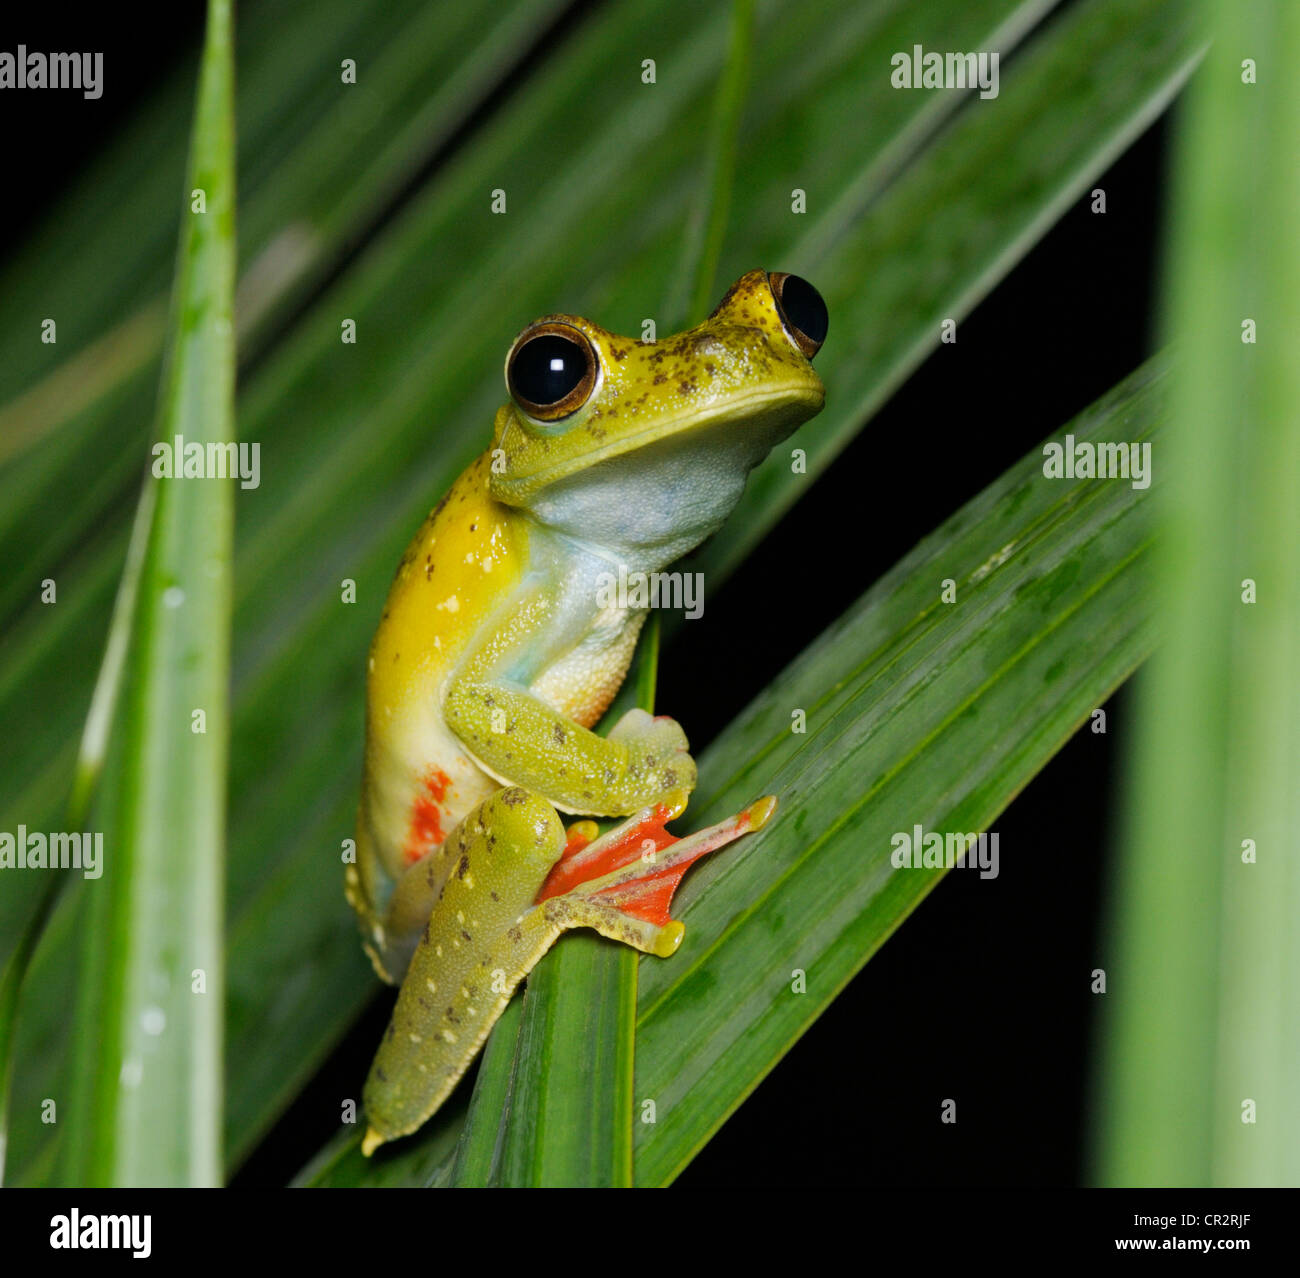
[{"x1": 489, "y1": 269, "x2": 827, "y2": 566}]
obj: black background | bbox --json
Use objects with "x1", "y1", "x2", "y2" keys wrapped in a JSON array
[{"x1": 1, "y1": 1, "x2": 1165, "y2": 1189}]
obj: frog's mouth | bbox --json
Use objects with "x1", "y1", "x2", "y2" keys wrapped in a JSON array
[{"x1": 490, "y1": 379, "x2": 825, "y2": 507}]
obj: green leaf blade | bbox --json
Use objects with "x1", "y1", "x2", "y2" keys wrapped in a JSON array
[
  {"x1": 57, "y1": 0, "x2": 237, "y2": 1187},
  {"x1": 491, "y1": 937, "x2": 638, "y2": 1186},
  {"x1": 633, "y1": 358, "x2": 1166, "y2": 1185}
]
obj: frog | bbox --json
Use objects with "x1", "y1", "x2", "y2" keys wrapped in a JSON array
[{"x1": 346, "y1": 268, "x2": 828, "y2": 1155}]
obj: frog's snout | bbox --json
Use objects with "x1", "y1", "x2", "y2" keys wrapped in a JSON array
[{"x1": 707, "y1": 268, "x2": 828, "y2": 363}]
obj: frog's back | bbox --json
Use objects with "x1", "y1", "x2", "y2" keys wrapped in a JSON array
[{"x1": 356, "y1": 451, "x2": 524, "y2": 904}]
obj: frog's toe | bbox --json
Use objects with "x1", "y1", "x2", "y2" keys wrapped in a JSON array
[
  {"x1": 563, "y1": 818, "x2": 600, "y2": 853},
  {"x1": 607, "y1": 706, "x2": 654, "y2": 741}
]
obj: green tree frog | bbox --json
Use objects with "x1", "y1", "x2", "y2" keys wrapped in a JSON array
[{"x1": 346, "y1": 269, "x2": 827, "y2": 1154}]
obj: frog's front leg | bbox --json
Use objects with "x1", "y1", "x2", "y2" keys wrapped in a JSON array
[
  {"x1": 447, "y1": 682, "x2": 695, "y2": 815},
  {"x1": 443, "y1": 569, "x2": 697, "y2": 816},
  {"x1": 361, "y1": 784, "x2": 775, "y2": 1154}
]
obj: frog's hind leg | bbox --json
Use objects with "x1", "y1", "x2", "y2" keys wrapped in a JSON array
[
  {"x1": 347, "y1": 826, "x2": 463, "y2": 986},
  {"x1": 362, "y1": 786, "x2": 567, "y2": 1154},
  {"x1": 362, "y1": 839, "x2": 460, "y2": 984},
  {"x1": 362, "y1": 786, "x2": 776, "y2": 1155},
  {"x1": 537, "y1": 790, "x2": 778, "y2": 957}
]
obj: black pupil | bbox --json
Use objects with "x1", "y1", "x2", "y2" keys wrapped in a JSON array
[
  {"x1": 512, "y1": 333, "x2": 587, "y2": 405},
  {"x1": 780, "y1": 275, "x2": 828, "y2": 346}
]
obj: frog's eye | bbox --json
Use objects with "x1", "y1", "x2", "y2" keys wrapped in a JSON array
[
  {"x1": 506, "y1": 321, "x2": 599, "y2": 423},
  {"x1": 768, "y1": 272, "x2": 828, "y2": 359}
]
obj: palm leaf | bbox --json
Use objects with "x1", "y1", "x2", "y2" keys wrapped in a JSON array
[{"x1": 633, "y1": 359, "x2": 1164, "y2": 1184}]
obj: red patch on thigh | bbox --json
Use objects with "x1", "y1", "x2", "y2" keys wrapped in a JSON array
[{"x1": 402, "y1": 767, "x2": 452, "y2": 864}]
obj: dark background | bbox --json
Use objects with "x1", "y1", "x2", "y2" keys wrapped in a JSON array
[{"x1": 2, "y1": 2, "x2": 1164, "y2": 1188}]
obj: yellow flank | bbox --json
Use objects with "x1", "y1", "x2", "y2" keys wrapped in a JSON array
[
  {"x1": 359, "y1": 451, "x2": 526, "y2": 890},
  {"x1": 368, "y1": 451, "x2": 522, "y2": 709}
]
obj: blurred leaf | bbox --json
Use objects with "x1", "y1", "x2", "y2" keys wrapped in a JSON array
[
  {"x1": 56, "y1": 0, "x2": 236, "y2": 1186},
  {"x1": 0, "y1": 472, "x2": 156, "y2": 1184},
  {"x1": 0, "y1": 879, "x2": 61, "y2": 1184},
  {"x1": 0, "y1": 0, "x2": 568, "y2": 627},
  {"x1": 1098, "y1": 1, "x2": 1300, "y2": 1188},
  {"x1": 673, "y1": 0, "x2": 758, "y2": 327}
]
